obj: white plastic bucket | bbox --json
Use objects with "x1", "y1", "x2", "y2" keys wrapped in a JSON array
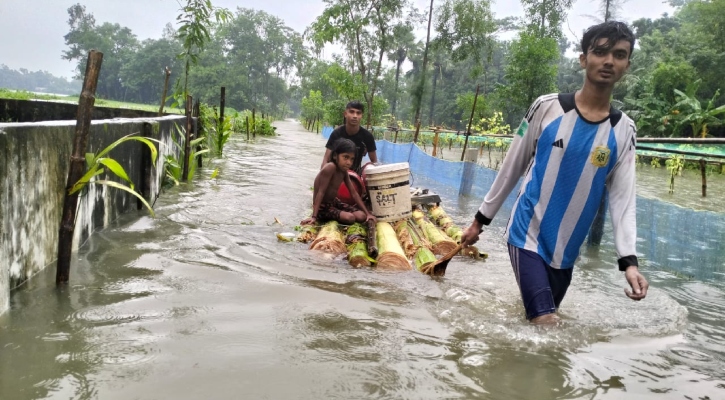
[{"x1": 364, "y1": 162, "x2": 412, "y2": 222}]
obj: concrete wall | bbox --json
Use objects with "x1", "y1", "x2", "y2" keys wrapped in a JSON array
[
  {"x1": 0, "y1": 115, "x2": 186, "y2": 315},
  {"x1": 0, "y1": 98, "x2": 163, "y2": 123}
]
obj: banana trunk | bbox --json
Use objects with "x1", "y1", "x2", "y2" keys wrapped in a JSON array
[
  {"x1": 375, "y1": 222, "x2": 411, "y2": 271},
  {"x1": 405, "y1": 220, "x2": 436, "y2": 272},
  {"x1": 297, "y1": 224, "x2": 319, "y2": 243},
  {"x1": 415, "y1": 217, "x2": 458, "y2": 256},
  {"x1": 428, "y1": 205, "x2": 480, "y2": 258},
  {"x1": 309, "y1": 221, "x2": 346, "y2": 255},
  {"x1": 346, "y1": 223, "x2": 373, "y2": 267},
  {"x1": 394, "y1": 220, "x2": 417, "y2": 259}
]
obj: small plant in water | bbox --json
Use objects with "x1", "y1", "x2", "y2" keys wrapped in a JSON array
[
  {"x1": 163, "y1": 123, "x2": 209, "y2": 186},
  {"x1": 665, "y1": 154, "x2": 685, "y2": 194},
  {"x1": 70, "y1": 133, "x2": 159, "y2": 216}
]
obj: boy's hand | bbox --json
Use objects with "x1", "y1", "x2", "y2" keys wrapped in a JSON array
[
  {"x1": 460, "y1": 221, "x2": 483, "y2": 247},
  {"x1": 365, "y1": 213, "x2": 377, "y2": 223},
  {"x1": 624, "y1": 266, "x2": 649, "y2": 301}
]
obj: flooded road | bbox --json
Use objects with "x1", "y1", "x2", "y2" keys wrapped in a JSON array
[{"x1": 1, "y1": 120, "x2": 723, "y2": 399}]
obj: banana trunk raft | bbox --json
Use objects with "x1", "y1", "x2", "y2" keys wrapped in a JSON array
[{"x1": 285, "y1": 206, "x2": 488, "y2": 276}]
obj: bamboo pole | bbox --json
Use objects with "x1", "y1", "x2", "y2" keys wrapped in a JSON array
[
  {"x1": 140, "y1": 122, "x2": 153, "y2": 210},
  {"x1": 461, "y1": 85, "x2": 480, "y2": 162},
  {"x1": 433, "y1": 131, "x2": 440, "y2": 157},
  {"x1": 158, "y1": 66, "x2": 171, "y2": 116},
  {"x1": 194, "y1": 99, "x2": 202, "y2": 168},
  {"x1": 56, "y1": 50, "x2": 103, "y2": 285},
  {"x1": 219, "y1": 86, "x2": 225, "y2": 126},
  {"x1": 182, "y1": 94, "x2": 192, "y2": 182},
  {"x1": 701, "y1": 158, "x2": 707, "y2": 197},
  {"x1": 367, "y1": 219, "x2": 378, "y2": 259}
]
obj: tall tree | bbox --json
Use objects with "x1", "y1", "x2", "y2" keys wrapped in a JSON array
[
  {"x1": 175, "y1": 0, "x2": 231, "y2": 101},
  {"x1": 119, "y1": 36, "x2": 182, "y2": 104},
  {"x1": 411, "y1": 0, "x2": 435, "y2": 131},
  {"x1": 495, "y1": 30, "x2": 559, "y2": 120},
  {"x1": 435, "y1": 0, "x2": 497, "y2": 68},
  {"x1": 62, "y1": 3, "x2": 139, "y2": 99},
  {"x1": 584, "y1": 0, "x2": 629, "y2": 23},
  {"x1": 519, "y1": 0, "x2": 573, "y2": 38},
  {"x1": 387, "y1": 24, "x2": 416, "y2": 118},
  {"x1": 309, "y1": 0, "x2": 410, "y2": 126},
  {"x1": 222, "y1": 8, "x2": 306, "y2": 113}
]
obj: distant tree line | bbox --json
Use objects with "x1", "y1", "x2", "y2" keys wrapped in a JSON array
[
  {"x1": 0, "y1": 64, "x2": 80, "y2": 95},
  {"x1": 60, "y1": 3, "x2": 306, "y2": 115}
]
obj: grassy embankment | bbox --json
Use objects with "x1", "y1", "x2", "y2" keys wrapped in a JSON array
[{"x1": 0, "y1": 88, "x2": 185, "y2": 115}]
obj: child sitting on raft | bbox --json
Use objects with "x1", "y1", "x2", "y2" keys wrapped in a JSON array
[{"x1": 301, "y1": 138, "x2": 376, "y2": 226}]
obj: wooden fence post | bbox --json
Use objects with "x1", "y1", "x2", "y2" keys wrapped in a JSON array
[
  {"x1": 413, "y1": 120, "x2": 421, "y2": 143},
  {"x1": 158, "y1": 66, "x2": 171, "y2": 116},
  {"x1": 433, "y1": 131, "x2": 440, "y2": 157},
  {"x1": 140, "y1": 122, "x2": 153, "y2": 210},
  {"x1": 701, "y1": 158, "x2": 707, "y2": 197},
  {"x1": 182, "y1": 95, "x2": 192, "y2": 182},
  {"x1": 56, "y1": 50, "x2": 103, "y2": 285},
  {"x1": 193, "y1": 99, "x2": 202, "y2": 168},
  {"x1": 219, "y1": 86, "x2": 226, "y2": 126},
  {"x1": 461, "y1": 85, "x2": 480, "y2": 161}
]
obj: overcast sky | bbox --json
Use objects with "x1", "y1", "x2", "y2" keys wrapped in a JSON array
[{"x1": 0, "y1": 0, "x2": 673, "y2": 80}]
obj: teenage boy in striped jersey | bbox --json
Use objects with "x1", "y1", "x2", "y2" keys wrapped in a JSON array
[{"x1": 460, "y1": 21, "x2": 649, "y2": 324}]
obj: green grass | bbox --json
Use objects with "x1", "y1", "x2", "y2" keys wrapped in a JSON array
[{"x1": 0, "y1": 88, "x2": 184, "y2": 115}]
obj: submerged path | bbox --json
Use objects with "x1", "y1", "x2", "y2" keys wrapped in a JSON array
[{"x1": 0, "y1": 120, "x2": 723, "y2": 399}]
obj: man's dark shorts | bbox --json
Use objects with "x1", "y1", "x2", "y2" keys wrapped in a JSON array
[
  {"x1": 318, "y1": 198, "x2": 360, "y2": 222},
  {"x1": 507, "y1": 244, "x2": 573, "y2": 320}
]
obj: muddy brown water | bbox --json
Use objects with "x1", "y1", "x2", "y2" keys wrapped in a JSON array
[{"x1": 1, "y1": 120, "x2": 723, "y2": 399}]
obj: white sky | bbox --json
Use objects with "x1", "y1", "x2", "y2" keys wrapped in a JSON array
[{"x1": 0, "y1": 0, "x2": 674, "y2": 79}]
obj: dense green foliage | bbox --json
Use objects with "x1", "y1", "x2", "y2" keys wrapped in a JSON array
[{"x1": 2, "y1": 0, "x2": 724, "y2": 138}]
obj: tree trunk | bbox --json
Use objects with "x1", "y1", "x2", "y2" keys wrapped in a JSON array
[
  {"x1": 182, "y1": 95, "x2": 193, "y2": 181},
  {"x1": 56, "y1": 50, "x2": 104, "y2": 285},
  {"x1": 392, "y1": 51, "x2": 405, "y2": 117},
  {"x1": 413, "y1": 0, "x2": 435, "y2": 143},
  {"x1": 428, "y1": 65, "x2": 439, "y2": 126},
  {"x1": 366, "y1": 47, "x2": 385, "y2": 127}
]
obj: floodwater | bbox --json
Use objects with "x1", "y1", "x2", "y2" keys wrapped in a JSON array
[{"x1": 1, "y1": 120, "x2": 723, "y2": 399}]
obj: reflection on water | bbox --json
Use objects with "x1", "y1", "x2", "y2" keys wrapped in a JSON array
[{"x1": 1, "y1": 120, "x2": 724, "y2": 399}]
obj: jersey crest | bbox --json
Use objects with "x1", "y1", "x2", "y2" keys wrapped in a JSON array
[{"x1": 591, "y1": 146, "x2": 611, "y2": 168}]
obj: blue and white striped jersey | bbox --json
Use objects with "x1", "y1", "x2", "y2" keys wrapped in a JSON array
[{"x1": 477, "y1": 93, "x2": 638, "y2": 270}]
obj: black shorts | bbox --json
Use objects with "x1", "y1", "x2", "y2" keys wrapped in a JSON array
[{"x1": 508, "y1": 244, "x2": 573, "y2": 320}]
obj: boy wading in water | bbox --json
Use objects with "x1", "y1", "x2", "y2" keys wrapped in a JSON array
[
  {"x1": 460, "y1": 21, "x2": 649, "y2": 324},
  {"x1": 302, "y1": 138, "x2": 376, "y2": 226}
]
